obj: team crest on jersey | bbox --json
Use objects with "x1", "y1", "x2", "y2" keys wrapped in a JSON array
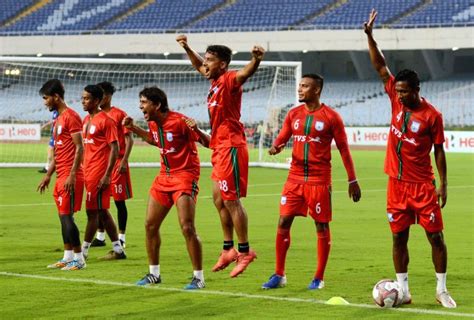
[
  {"x1": 166, "y1": 132, "x2": 173, "y2": 142},
  {"x1": 57, "y1": 125, "x2": 62, "y2": 135},
  {"x1": 89, "y1": 125, "x2": 96, "y2": 134},
  {"x1": 410, "y1": 121, "x2": 420, "y2": 133},
  {"x1": 280, "y1": 196, "x2": 287, "y2": 205},
  {"x1": 315, "y1": 121, "x2": 324, "y2": 131}
]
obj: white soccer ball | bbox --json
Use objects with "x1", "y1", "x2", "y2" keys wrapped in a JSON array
[{"x1": 372, "y1": 279, "x2": 404, "y2": 308}]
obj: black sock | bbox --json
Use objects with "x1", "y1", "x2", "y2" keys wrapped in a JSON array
[
  {"x1": 115, "y1": 200, "x2": 128, "y2": 232},
  {"x1": 223, "y1": 240, "x2": 234, "y2": 250},
  {"x1": 238, "y1": 242, "x2": 249, "y2": 253}
]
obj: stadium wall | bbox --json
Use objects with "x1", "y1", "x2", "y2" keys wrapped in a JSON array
[{"x1": 1, "y1": 28, "x2": 472, "y2": 55}]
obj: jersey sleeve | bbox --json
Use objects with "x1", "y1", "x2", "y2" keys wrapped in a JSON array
[
  {"x1": 431, "y1": 113, "x2": 445, "y2": 145},
  {"x1": 226, "y1": 70, "x2": 241, "y2": 92},
  {"x1": 332, "y1": 112, "x2": 357, "y2": 182},
  {"x1": 67, "y1": 112, "x2": 83, "y2": 134},
  {"x1": 273, "y1": 111, "x2": 293, "y2": 147},
  {"x1": 105, "y1": 117, "x2": 118, "y2": 144}
]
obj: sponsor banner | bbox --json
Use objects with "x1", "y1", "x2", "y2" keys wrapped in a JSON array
[
  {"x1": 343, "y1": 127, "x2": 473, "y2": 153},
  {"x1": 0, "y1": 124, "x2": 41, "y2": 140}
]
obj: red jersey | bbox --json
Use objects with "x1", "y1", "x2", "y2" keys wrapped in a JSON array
[
  {"x1": 147, "y1": 111, "x2": 201, "y2": 176},
  {"x1": 384, "y1": 76, "x2": 445, "y2": 182},
  {"x1": 207, "y1": 70, "x2": 246, "y2": 149},
  {"x1": 103, "y1": 106, "x2": 129, "y2": 157},
  {"x1": 53, "y1": 107, "x2": 84, "y2": 179},
  {"x1": 273, "y1": 104, "x2": 356, "y2": 185},
  {"x1": 82, "y1": 111, "x2": 118, "y2": 180}
]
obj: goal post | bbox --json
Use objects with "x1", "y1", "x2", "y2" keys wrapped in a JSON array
[{"x1": 0, "y1": 56, "x2": 301, "y2": 168}]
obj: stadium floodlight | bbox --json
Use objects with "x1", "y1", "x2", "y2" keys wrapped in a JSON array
[
  {"x1": 163, "y1": 52, "x2": 170, "y2": 57},
  {"x1": 452, "y1": 47, "x2": 459, "y2": 51},
  {"x1": 36, "y1": 53, "x2": 43, "y2": 57},
  {"x1": 98, "y1": 52, "x2": 106, "y2": 57},
  {"x1": 0, "y1": 56, "x2": 301, "y2": 168},
  {"x1": 302, "y1": 50, "x2": 308, "y2": 53}
]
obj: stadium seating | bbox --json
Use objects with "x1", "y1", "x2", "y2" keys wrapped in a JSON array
[{"x1": 0, "y1": 0, "x2": 37, "y2": 25}]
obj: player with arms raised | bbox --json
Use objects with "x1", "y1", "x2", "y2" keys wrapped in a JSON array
[
  {"x1": 177, "y1": 35, "x2": 264, "y2": 277},
  {"x1": 91, "y1": 81, "x2": 133, "y2": 248},
  {"x1": 37, "y1": 79, "x2": 86, "y2": 270},
  {"x1": 81, "y1": 85, "x2": 126, "y2": 260},
  {"x1": 125, "y1": 87, "x2": 208, "y2": 289},
  {"x1": 262, "y1": 74, "x2": 361, "y2": 290},
  {"x1": 364, "y1": 9, "x2": 456, "y2": 308}
]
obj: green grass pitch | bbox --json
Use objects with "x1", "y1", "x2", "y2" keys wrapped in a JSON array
[{"x1": 0, "y1": 150, "x2": 472, "y2": 319}]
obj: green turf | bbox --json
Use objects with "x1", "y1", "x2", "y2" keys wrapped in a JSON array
[{"x1": 0, "y1": 150, "x2": 472, "y2": 319}]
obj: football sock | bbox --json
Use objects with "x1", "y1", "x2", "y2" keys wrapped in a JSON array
[
  {"x1": 275, "y1": 228, "x2": 291, "y2": 276},
  {"x1": 73, "y1": 252, "x2": 84, "y2": 262},
  {"x1": 112, "y1": 240, "x2": 124, "y2": 254},
  {"x1": 238, "y1": 242, "x2": 249, "y2": 253},
  {"x1": 115, "y1": 200, "x2": 128, "y2": 232},
  {"x1": 396, "y1": 273, "x2": 409, "y2": 294},
  {"x1": 193, "y1": 270, "x2": 204, "y2": 282},
  {"x1": 63, "y1": 250, "x2": 73, "y2": 261},
  {"x1": 82, "y1": 241, "x2": 91, "y2": 256},
  {"x1": 118, "y1": 233, "x2": 126, "y2": 243},
  {"x1": 96, "y1": 232, "x2": 106, "y2": 241},
  {"x1": 436, "y1": 273, "x2": 447, "y2": 294},
  {"x1": 150, "y1": 265, "x2": 160, "y2": 277},
  {"x1": 315, "y1": 228, "x2": 331, "y2": 280},
  {"x1": 223, "y1": 240, "x2": 234, "y2": 250}
]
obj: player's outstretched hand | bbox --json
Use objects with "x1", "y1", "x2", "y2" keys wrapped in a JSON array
[
  {"x1": 37, "y1": 175, "x2": 51, "y2": 194},
  {"x1": 122, "y1": 116, "x2": 134, "y2": 129},
  {"x1": 364, "y1": 9, "x2": 378, "y2": 35},
  {"x1": 268, "y1": 143, "x2": 285, "y2": 155},
  {"x1": 251, "y1": 45, "x2": 265, "y2": 61},
  {"x1": 437, "y1": 183, "x2": 447, "y2": 208},
  {"x1": 349, "y1": 181, "x2": 361, "y2": 202},
  {"x1": 176, "y1": 34, "x2": 188, "y2": 49},
  {"x1": 183, "y1": 117, "x2": 197, "y2": 131}
]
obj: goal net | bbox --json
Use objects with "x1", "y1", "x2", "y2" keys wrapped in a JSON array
[{"x1": 0, "y1": 56, "x2": 301, "y2": 168}]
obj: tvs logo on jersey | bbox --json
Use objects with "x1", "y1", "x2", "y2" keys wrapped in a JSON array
[
  {"x1": 410, "y1": 121, "x2": 420, "y2": 133},
  {"x1": 89, "y1": 125, "x2": 96, "y2": 134},
  {"x1": 315, "y1": 121, "x2": 324, "y2": 131},
  {"x1": 57, "y1": 125, "x2": 62, "y2": 135},
  {"x1": 280, "y1": 196, "x2": 287, "y2": 205},
  {"x1": 166, "y1": 132, "x2": 173, "y2": 142}
]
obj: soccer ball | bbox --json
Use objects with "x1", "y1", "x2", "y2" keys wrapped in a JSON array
[{"x1": 372, "y1": 279, "x2": 404, "y2": 308}]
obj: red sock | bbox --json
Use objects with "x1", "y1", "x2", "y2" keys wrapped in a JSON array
[
  {"x1": 275, "y1": 228, "x2": 290, "y2": 276},
  {"x1": 315, "y1": 228, "x2": 331, "y2": 280}
]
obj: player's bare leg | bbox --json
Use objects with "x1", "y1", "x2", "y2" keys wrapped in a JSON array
[
  {"x1": 426, "y1": 230, "x2": 456, "y2": 308},
  {"x1": 393, "y1": 228, "x2": 411, "y2": 304},
  {"x1": 225, "y1": 199, "x2": 257, "y2": 277},
  {"x1": 212, "y1": 181, "x2": 238, "y2": 272},
  {"x1": 176, "y1": 194, "x2": 205, "y2": 289}
]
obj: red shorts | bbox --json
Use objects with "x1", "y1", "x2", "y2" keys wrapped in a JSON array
[
  {"x1": 211, "y1": 147, "x2": 248, "y2": 201},
  {"x1": 279, "y1": 181, "x2": 332, "y2": 222},
  {"x1": 386, "y1": 177, "x2": 443, "y2": 233},
  {"x1": 150, "y1": 172, "x2": 199, "y2": 209},
  {"x1": 85, "y1": 178, "x2": 111, "y2": 210},
  {"x1": 53, "y1": 176, "x2": 84, "y2": 215},
  {"x1": 110, "y1": 158, "x2": 133, "y2": 201}
]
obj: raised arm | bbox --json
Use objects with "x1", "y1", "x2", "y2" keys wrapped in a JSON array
[
  {"x1": 123, "y1": 116, "x2": 156, "y2": 146},
  {"x1": 364, "y1": 9, "x2": 392, "y2": 84},
  {"x1": 434, "y1": 144, "x2": 447, "y2": 208},
  {"x1": 176, "y1": 35, "x2": 206, "y2": 76},
  {"x1": 235, "y1": 45, "x2": 265, "y2": 85}
]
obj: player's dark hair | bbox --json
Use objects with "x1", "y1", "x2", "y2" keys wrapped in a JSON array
[
  {"x1": 84, "y1": 84, "x2": 104, "y2": 101},
  {"x1": 139, "y1": 86, "x2": 169, "y2": 113},
  {"x1": 96, "y1": 81, "x2": 116, "y2": 96},
  {"x1": 395, "y1": 69, "x2": 420, "y2": 90},
  {"x1": 206, "y1": 45, "x2": 232, "y2": 65},
  {"x1": 39, "y1": 79, "x2": 65, "y2": 99},
  {"x1": 302, "y1": 73, "x2": 324, "y2": 91}
]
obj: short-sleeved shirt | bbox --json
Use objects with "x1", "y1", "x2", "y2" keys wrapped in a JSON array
[
  {"x1": 54, "y1": 108, "x2": 84, "y2": 179},
  {"x1": 147, "y1": 111, "x2": 201, "y2": 176},
  {"x1": 273, "y1": 104, "x2": 356, "y2": 185},
  {"x1": 384, "y1": 76, "x2": 445, "y2": 182},
  {"x1": 207, "y1": 70, "x2": 246, "y2": 149},
  {"x1": 82, "y1": 111, "x2": 118, "y2": 181},
  {"x1": 103, "y1": 106, "x2": 129, "y2": 158}
]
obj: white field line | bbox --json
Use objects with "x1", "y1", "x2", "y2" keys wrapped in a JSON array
[
  {"x1": 1, "y1": 185, "x2": 473, "y2": 208},
  {"x1": 0, "y1": 272, "x2": 472, "y2": 318}
]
